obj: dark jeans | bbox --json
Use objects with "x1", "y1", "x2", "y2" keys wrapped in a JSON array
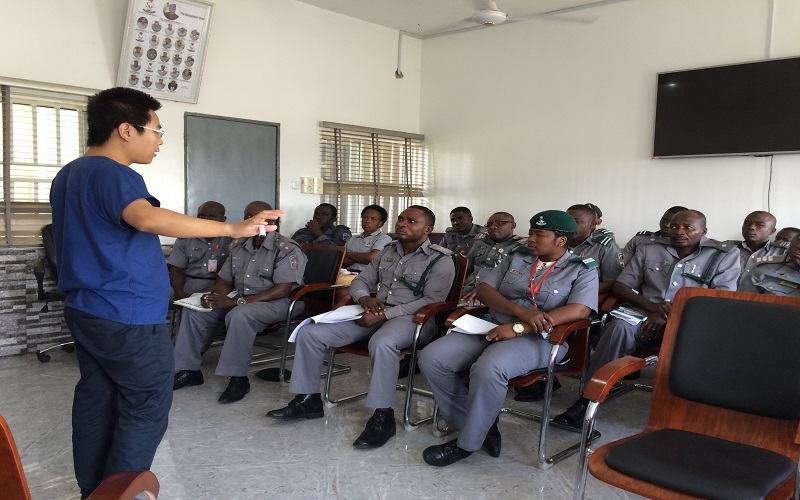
[{"x1": 64, "y1": 307, "x2": 173, "y2": 497}]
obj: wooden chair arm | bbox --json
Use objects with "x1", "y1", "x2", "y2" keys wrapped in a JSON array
[
  {"x1": 444, "y1": 305, "x2": 490, "y2": 327},
  {"x1": 288, "y1": 283, "x2": 344, "y2": 301},
  {"x1": 599, "y1": 294, "x2": 623, "y2": 314},
  {"x1": 547, "y1": 319, "x2": 592, "y2": 345},
  {"x1": 412, "y1": 301, "x2": 462, "y2": 325},
  {"x1": 582, "y1": 355, "x2": 658, "y2": 403},
  {"x1": 87, "y1": 470, "x2": 159, "y2": 499}
]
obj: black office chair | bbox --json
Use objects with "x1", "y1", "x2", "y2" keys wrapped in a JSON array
[{"x1": 34, "y1": 224, "x2": 72, "y2": 362}]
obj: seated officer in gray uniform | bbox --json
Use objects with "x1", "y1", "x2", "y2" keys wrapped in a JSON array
[
  {"x1": 441, "y1": 206, "x2": 485, "y2": 256},
  {"x1": 738, "y1": 234, "x2": 800, "y2": 297},
  {"x1": 728, "y1": 211, "x2": 784, "y2": 288},
  {"x1": 584, "y1": 202, "x2": 616, "y2": 245},
  {"x1": 167, "y1": 200, "x2": 231, "y2": 299},
  {"x1": 291, "y1": 203, "x2": 352, "y2": 246},
  {"x1": 460, "y1": 211, "x2": 524, "y2": 302},
  {"x1": 342, "y1": 204, "x2": 392, "y2": 272},
  {"x1": 173, "y1": 201, "x2": 307, "y2": 403},
  {"x1": 418, "y1": 210, "x2": 599, "y2": 467},
  {"x1": 567, "y1": 204, "x2": 623, "y2": 295},
  {"x1": 267, "y1": 205, "x2": 455, "y2": 450},
  {"x1": 554, "y1": 209, "x2": 740, "y2": 429},
  {"x1": 622, "y1": 205, "x2": 688, "y2": 265}
]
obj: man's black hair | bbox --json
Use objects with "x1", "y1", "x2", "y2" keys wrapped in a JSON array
[
  {"x1": 317, "y1": 203, "x2": 337, "y2": 219},
  {"x1": 409, "y1": 205, "x2": 436, "y2": 227},
  {"x1": 86, "y1": 87, "x2": 161, "y2": 147},
  {"x1": 450, "y1": 206, "x2": 472, "y2": 217}
]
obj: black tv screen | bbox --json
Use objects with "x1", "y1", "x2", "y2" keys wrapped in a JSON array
[{"x1": 653, "y1": 57, "x2": 800, "y2": 158}]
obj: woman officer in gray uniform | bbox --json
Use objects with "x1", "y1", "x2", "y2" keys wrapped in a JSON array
[{"x1": 418, "y1": 210, "x2": 599, "y2": 466}]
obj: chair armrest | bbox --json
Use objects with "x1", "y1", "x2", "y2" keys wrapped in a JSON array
[
  {"x1": 582, "y1": 355, "x2": 658, "y2": 403},
  {"x1": 412, "y1": 301, "x2": 462, "y2": 325},
  {"x1": 87, "y1": 470, "x2": 159, "y2": 499},
  {"x1": 599, "y1": 294, "x2": 623, "y2": 314},
  {"x1": 444, "y1": 305, "x2": 491, "y2": 327},
  {"x1": 288, "y1": 283, "x2": 344, "y2": 301},
  {"x1": 547, "y1": 319, "x2": 592, "y2": 344}
]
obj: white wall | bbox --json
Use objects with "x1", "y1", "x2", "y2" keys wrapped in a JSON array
[
  {"x1": 0, "y1": 0, "x2": 422, "y2": 239},
  {"x1": 421, "y1": 0, "x2": 800, "y2": 243}
]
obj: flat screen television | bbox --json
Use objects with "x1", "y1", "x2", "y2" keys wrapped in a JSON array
[{"x1": 653, "y1": 56, "x2": 800, "y2": 158}]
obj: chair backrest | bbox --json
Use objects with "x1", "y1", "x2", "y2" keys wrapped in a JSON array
[
  {"x1": 647, "y1": 287, "x2": 800, "y2": 461},
  {"x1": 0, "y1": 416, "x2": 31, "y2": 500},
  {"x1": 301, "y1": 244, "x2": 346, "y2": 285},
  {"x1": 41, "y1": 224, "x2": 59, "y2": 282},
  {"x1": 446, "y1": 254, "x2": 470, "y2": 303}
]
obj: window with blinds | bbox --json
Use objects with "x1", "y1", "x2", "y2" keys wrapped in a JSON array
[
  {"x1": 319, "y1": 121, "x2": 428, "y2": 232},
  {"x1": 1, "y1": 85, "x2": 88, "y2": 246}
]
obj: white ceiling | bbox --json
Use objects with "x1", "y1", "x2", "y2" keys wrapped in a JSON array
[{"x1": 294, "y1": 0, "x2": 631, "y2": 38}]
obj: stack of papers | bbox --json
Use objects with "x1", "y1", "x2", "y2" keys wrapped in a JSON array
[
  {"x1": 451, "y1": 315, "x2": 498, "y2": 335},
  {"x1": 173, "y1": 291, "x2": 239, "y2": 312},
  {"x1": 289, "y1": 304, "x2": 364, "y2": 342},
  {"x1": 609, "y1": 306, "x2": 648, "y2": 325}
]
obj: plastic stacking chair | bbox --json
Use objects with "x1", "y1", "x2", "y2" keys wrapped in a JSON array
[{"x1": 573, "y1": 287, "x2": 800, "y2": 500}]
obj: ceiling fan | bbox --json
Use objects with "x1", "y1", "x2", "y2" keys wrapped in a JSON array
[{"x1": 427, "y1": 0, "x2": 630, "y2": 38}]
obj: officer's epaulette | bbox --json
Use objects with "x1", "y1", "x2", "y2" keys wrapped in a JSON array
[
  {"x1": 429, "y1": 244, "x2": 454, "y2": 256},
  {"x1": 636, "y1": 230, "x2": 653, "y2": 236},
  {"x1": 277, "y1": 234, "x2": 302, "y2": 254},
  {"x1": 229, "y1": 237, "x2": 247, "y2": 249},
  {"x1": 709, "y1": 239, "x2": 738, "y2": 253},
  {"x1": 755, "y1": 254, "x2": 788, "y2": 265},
  {"x1": 774, "y1": 239, "x2": 791, "y2": 249},
  {"x1": 510, "y1": 244, "x2": 530, "y2": 255},
  {"x1": 593, "y1": 234, "x2": 614, "y2": 246},
  {"x1": 595, "y1": 228, "x2": 614, "y2": 235},
  {"x1": 571, "y1": 256, "x2": 598, "y2": 268}
]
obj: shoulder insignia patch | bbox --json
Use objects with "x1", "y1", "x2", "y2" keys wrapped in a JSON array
[
  {"x1": 571, "y1": 256, "x2": 598, "y2": 268},
  {"x1": 510, "y1": 244, "x2": 530, "y2": 255},
  {"x1": 595, "y1": 228, "x2": 614, "y2": 236},
  {"x1": 593, "y1": 235, "x2": 613, "y2": 246},
  {"x1": 636, "y1": 230, "x2": 653, "y2": 236},
  {"x1": 429, "y1": 244, "x2": 454, "y2": 256},
  {"x1": 755, "y1": 254, "x2": 788, "y2": 264}
]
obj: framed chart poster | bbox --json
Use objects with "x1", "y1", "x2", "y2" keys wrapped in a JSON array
[{"x1": 117, "y1": 0, "x2": 214, "y2": 103}]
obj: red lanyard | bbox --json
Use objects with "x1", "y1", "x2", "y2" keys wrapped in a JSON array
[{"x1": 529, "y1": 259, "x2": 555, "y2": 307}]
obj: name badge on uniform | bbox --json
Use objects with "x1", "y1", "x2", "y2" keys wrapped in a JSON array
[
  {"x1": 207, "y1": 259, "x2": 218, "y2": 273},
  {"x1": 384, "y1": 258, "x2": 396, "y2": 262},
  {"x1": 779, "y1": 280, "x2": 799, "y2": 289},
  {"x1": 508, "y1": 268, "x2": 524, "y2": 275}
]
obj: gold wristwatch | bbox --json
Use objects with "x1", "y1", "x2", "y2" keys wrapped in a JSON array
[{"x1": 512, "y1": 322, "x2": 525, "y2": 336}]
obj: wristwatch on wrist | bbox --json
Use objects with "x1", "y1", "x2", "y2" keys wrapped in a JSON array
[
  {"x1": 236, "y1": 296, "x2": 247, "y2": 306},
  {"x1": 512, "y1": 322, "x2": 525, "y2": 336}
]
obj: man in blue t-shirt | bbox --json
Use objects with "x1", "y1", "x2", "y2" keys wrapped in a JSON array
[{"x1": 50, "y1": 87, "x2": 283, "y2": 499}]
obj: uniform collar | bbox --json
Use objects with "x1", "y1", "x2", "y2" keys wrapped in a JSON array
[
  {"x1": 392, "y1": 237, "x2": 432, "y2": 256},
  {"x1": 244, "y1": 231, "x2": 276, "y2": 252},
  {"x1": 358, "y1": 229, "x2": 383, "y2": 238}
]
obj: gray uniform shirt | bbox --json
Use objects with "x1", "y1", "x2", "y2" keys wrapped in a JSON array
[
  {"x1": 618, "y1": 236, "x2": 740, "y2": 303},
  {"x1": 622, "y1": 231, "x2": 668, "y2": 265},
  {"x1": 441, "y1": 224, "x2": 486, "y2": 256},
  {"x1": 344, "y1": 229, "x2": 393, "y2": 272},
  {"x1": 738, "y1": 255, "x2": 800, "y2": 296},
  {"x1": 219, "y1": 232, "x2": 306, "y2": 296},
  {"x1": 350, "y1": 239, "x2": 455, "y2": 320},
  {"x1": 167, "y1": 236, "x2": 232, "y2": 278},
  {"x1": 730, "y1": 240, "x2": 788, "y2": 287},
  {"x1": 462, "y1": 236, "x2": 525, "y2": 293},
  {"x1": 291, "y1": 224, "x2": 352, "y2": 246},
  {"x1": 569, "y1": 234, "x2": 624, "y2": 282},
  {"x1": 480, "y1": 249, "x2": 599, "y2": 325}
]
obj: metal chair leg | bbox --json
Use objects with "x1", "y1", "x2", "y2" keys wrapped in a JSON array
[{"x1": 572, "y1": 401, "x2": 600, "y2": 500}]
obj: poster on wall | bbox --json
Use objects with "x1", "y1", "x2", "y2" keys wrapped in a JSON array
[{"x1": 116, "y1": 0, "x2": 214, "y2": 103}]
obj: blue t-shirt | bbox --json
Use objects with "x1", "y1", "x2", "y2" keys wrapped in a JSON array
[{"x1": 50, "y1": 156, "x2": 170, "y2": 325}]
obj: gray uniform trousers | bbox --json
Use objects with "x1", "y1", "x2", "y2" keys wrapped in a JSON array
[
  {"x1": 419, "y1": 332, "x2": 566, "y2": 452},
  {"x1": 587, "y1": 319, "x2": 653, "y2": 379},
  {"x1": 173, "y1": 298, "x2": 302, "y2": 377},
  {"x1": 289, "y1": 314, "x2": 436, "y2": 408}
]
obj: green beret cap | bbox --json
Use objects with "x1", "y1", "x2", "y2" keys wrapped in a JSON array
[{"x1": 529, "y1": 210, "x2": 577, "y2": 234}]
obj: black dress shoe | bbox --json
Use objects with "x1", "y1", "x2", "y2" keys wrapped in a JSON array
[
  {"x1": 173, "y1": 370, "x2": 204, "y2": 390},
  {"x1": 552, "y1": 397, "x2": 589, "y2": 430},
  {"x1": 218, "y1": 376, "x2": 250, "y2": 403},
  {"x1": 353, "y1": 410, "x2": 396, "y2": 449},
  {"x1": 423, "y1": 439, "x2": 473, "y2": 466},
  {"x1": 482, "y1": 420, "x2": 501, "y2": 458},
  {"x1": 514, "y1": 377, "x2": 562, "y2": 402},
  {"x1": 266, "y1": 394, "x2": 324, "y2": 420}
]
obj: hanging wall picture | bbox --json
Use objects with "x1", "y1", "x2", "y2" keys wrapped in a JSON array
[{"x1": 117, "y1": 0, "x2": 214, "y2": 103}]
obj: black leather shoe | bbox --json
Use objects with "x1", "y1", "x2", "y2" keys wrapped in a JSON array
[
  {"x1": 173, "y1": 370, "x2": 203, "y2": 390},
  {"x1": 482, "y1": 419, "x2": 501, "y2": 458},
  {"x1": 353, "y1": 410, "x2": 396, "y2": 449},
  {"x1": 266, "y1": 394, "x2": 324, "y2": 420},
  {"x1": 423, "y1": 439, "x2": 473, "y2": 466},
  {"x1": 552, "y1": 397, "x2": 589, "y2": 430},
  {"x1": 514, "y1": 377, "x2": 562, "y2": 402},
  {"x1": 218, "y1": 376, "x2": 250, "y2": 403}
]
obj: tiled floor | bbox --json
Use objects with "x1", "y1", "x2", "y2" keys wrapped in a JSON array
[{"x1": 1, "y1": 342, "x2": 651, "y2": 499}]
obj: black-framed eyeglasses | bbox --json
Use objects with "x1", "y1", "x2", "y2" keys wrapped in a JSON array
[
  {"x1": 485, "y1": 220, "x2": 513, "y2": 228},
  {"x1": 136, "y1": 125, "x2": 164, "y2": 139}
]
